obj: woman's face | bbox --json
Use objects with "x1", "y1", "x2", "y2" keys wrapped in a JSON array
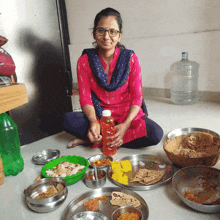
[{"x1": 94, "y1": 16, "x2": 121, "y2": 53}]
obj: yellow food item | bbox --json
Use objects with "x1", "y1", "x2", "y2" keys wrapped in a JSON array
[
  {"x1": 120, "y1": 160, "x2": 132, "y2": 172},
  {"x1": 110, "y1": 160, "x2": 132, "y2": 185},
  {"x1": 112, "y1": 172, "x2": 128, "y2": 184},
  {"x1": 110, "y1": 161, "x2": 121, "y2": 171}
]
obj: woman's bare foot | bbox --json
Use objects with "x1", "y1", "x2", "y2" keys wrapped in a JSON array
[{"x1": 67, "y1": 138, "x2": 90, "y2": 148}]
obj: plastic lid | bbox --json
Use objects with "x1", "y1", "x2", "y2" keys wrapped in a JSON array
[
  {"x1": 182, "y1": 52, "x2": 188, "y2": 54},
  {"x1": 102, "y1": 110, "x2": 111, "y2": 117}
]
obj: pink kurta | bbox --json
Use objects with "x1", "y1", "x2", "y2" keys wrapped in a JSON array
[{"x1": 77, "y1": 47, "x2": 147, "y2": 144}]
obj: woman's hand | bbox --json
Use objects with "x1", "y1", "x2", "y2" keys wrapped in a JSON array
[
  {"x1": 87, "y1": 122, "x2": 102, "y2": 144},
  {"x1": 107, "y1": 122, "x2": 130, "y2": 148}
]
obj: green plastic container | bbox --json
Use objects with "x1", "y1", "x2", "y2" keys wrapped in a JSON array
[
  {"x1": 41, "y1": 155, "x2": 89, "y2": 186},
  {"x1": 0, "y1": 113, "x2": 24, "y2": 176}
]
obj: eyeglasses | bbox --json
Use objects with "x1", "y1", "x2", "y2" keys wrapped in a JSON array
[{"x1": 95, "y1": 28, "x2": 120, "y2": 37}]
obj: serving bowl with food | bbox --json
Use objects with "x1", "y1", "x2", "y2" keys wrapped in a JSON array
[
  {"x1": 112, "y1": 206, "x2": 143, "y2": 220},
  {"x1": 87, "y1": 154, "x2": 113, "y2": 170},
  {"x1": 41, "y1": 155, "x2": 89, "y2": 186},
  {"x1": 84, "y1": 169, "x2": 107, "y2": 189},
  {"x1": 172, "y1": 166, "x2": 220, "y2": 213},
  {"x1": 25, "y1": 177, "x2": 68, "y2": 213},
  {"x1": 164, "y1": 128, "x2": 220, "y2": 167}
]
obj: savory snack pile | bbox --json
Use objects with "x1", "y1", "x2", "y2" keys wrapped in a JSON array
[
  {"x1": 35, "y1": 183, "x2": 64, "y2": 199},
  {"x1": 130, "y1": 168, "x2": 165, "y2": 185},
  {"x1": 110, "y1": 160, "x2": 132, "y2": 185},
  {"x1": 164, "y1": 132, "x2": 220, "y2": 158},
  {"x1": 46, "y1": 161, "x2": 85, "y2": 178}
]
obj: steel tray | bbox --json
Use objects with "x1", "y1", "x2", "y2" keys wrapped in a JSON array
[
  {"x1": 62, "y1": 187, "x2": 149, "y2": 220},
  {"x1": 166, "y1": 127, "x2": 219, "y2": 140},
  {"x1": 108, "y1": 154, "x2": 174, "y2": 191}
]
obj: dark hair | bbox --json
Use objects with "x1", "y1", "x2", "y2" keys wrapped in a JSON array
[{"x1": 92, "y1": 7, "x2": 125, "y2": 49}]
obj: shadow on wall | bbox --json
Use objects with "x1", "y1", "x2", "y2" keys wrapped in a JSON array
[{"x1": 10, "y1": 28, "x2": 72, "y2": 145}]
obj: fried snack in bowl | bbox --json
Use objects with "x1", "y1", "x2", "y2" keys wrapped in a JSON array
[{"x1": 163, "y1": 132, "x2": 220, "y2": 167}]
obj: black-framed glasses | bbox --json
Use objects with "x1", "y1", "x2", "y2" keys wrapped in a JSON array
[{"x1": 95, "y1": 28, "x2": 120, "y2": 37}]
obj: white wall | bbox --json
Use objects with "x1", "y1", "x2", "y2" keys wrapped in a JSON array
[
  {"x1": 66, "y1": 0, "x2": 220, "y2": 93},
  {"x1": 0, "y1": 0, "x2": 62, "y2": 99}
]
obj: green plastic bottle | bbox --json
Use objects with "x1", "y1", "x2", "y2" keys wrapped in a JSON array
[{"x1": 0, "y1": 112, "x2": 24, "y2": 176}]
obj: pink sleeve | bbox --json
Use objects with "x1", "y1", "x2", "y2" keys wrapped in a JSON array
[
  {"x1": 77, "y1": 55, "x2": 93, "y2": 107},
  {"x1": 129, "y1": 53, "x2": 143, "y2": 107}
]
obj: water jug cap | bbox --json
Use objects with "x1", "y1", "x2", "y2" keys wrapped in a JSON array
[{"x1": 102, "y1": 110, "x2": 111, "y2": 117}]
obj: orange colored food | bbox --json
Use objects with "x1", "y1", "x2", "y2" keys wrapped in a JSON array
[
  {"x1": 182, "y1": 191, "x2": 199, "y2": 202},
  {"x1": 86, "y1": 173, "x2": 105, "y2": 180},
  {"x1": 83, "y1": 195, "x2": 108, "y2": 211},
  {"x1": 91, "y1": 158, "x2": 111, "y2": 167},
  {"x1": 117, "y1": 212, "x2": 140, "y2": 220}
]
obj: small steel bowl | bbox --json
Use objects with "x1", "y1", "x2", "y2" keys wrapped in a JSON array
[
  {"x1": 84, "y1": 170, "x2": 106, "y2": 189},
  {"x1": 87, "y1": 154, "x2": 113, "y2": 170},
  {"x1": 112, "y1": 206, "x2": 144, "y2": 220},
  {"x1": 25, "y1": 177, "x2": 68, "y2": 213},
  {"x1": 32, "y1": 149, "x2": 60, "y2": 165},
  {"x1": 71, "y1": 211, "x2": 109, "y2": 220},
  {"x1": 172, "y1": 166, "x2": 220, "y2": 213}
]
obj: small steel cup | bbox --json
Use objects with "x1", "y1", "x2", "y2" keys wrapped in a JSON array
[
  {"x1": 112, "y1": 206, "x2": 143, "y2": 220},
  {"x1": 84, "y1": 169, "x2": 106, "y2": 189}
]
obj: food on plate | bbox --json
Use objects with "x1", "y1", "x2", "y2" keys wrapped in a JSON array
[
  {"x1": 83, "y1": 195, "x2": 108, "y2": 211},
  {"x1": 91, "y1": 158, "x2": 111, "y2": 167},
  {"x1": 46, "y1": 161, "x2": 85, "y2": 178},
  {"x1": 35, "y1": 183, "x2": 64, "y2": 199},
  {"x1": 110, "y1": 160, "x2": 132, "y2": 185},
  {"x1": 120, "y1": 160, "x2": 132, "y2": 172},
  {"x1": 110, "y1": 192, "x2": 141, "y2": 207},
  {"x1": 130, "y1": 168, "x2": 165, "y2": 185},
  {"x1": 164, "y1": 132, "x2": 220, "y2": 158},
  {"x1": 117, "y1": 212, "x2": 140, "y2": 220}
]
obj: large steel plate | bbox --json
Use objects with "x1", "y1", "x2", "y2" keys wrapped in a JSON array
[
  {"x1": 166, "y1": 127, "x2": 219, "y2": 140},
  {"x1": 62, "y1": 187, "x2": 149, "y2": 220},
  {"x1": 108, "y1": 154, "x2": 174, "y2": 191}
]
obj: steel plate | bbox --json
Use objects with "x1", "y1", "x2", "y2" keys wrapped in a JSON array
[
  {"x1": 108, "y1": 154, "x2": 174, "y2": 191},
  {"x1": 166, "y1": 127, "x2": 219, "y2": 140},
  {"x1": 62, "y1": 187, "x2": 149, "y2": 220},
  {"x1": 32, "y1": 149, "x2": 60, "y2": 165}
]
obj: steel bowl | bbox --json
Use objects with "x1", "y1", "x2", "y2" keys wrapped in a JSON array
[
  {"x1": 172, "y1": 166, "x2": 220, "y2": 213},
  {"x1": 32, "y1": 149, "x2": 60, "y2": 165},
  {"x1": 25, "y1": 177, "x2": 68, "y2": 213},
  {"x1": 87, "y1": 154, "x2": 113, "y2": 170},
  {"x1": 84, "y1": 169, "x2": 106, "y2": 189},
  {"x1": 71, "y1": 211, "x2": 109, "y2": 220},
  {"x1": 112, "y1": 206, "x2": 144, "y2": 220}
]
